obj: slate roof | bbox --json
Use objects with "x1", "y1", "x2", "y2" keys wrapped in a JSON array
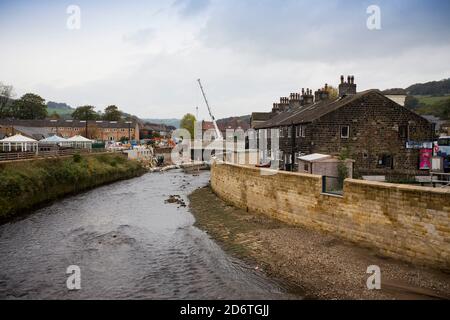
[
  {"x1": 251, "y1": 112, "x2": 273, "y2": 122},
  {"x1": 142, "y1": 123, "x2": 175, "y2": 132},
  {"x1": 0, "y1": 119, "x2": 137, "y2": 128},
  {"x1": 254, "y1": 90, "x2": 379, "y2": 129},
  {"x1": 13, "y1": 126, "x2": 53, "y2": 140}
]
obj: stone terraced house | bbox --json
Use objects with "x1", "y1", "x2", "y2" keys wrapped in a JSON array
[{"x1": 251, "y1": 76, "x2": 434, "y2": 178}]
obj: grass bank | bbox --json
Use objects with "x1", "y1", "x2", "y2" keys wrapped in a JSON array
[
  {"x1": 189, "y1": 186, "x2": 450, "y2": 300},
  {"x1": 0, "y1": 153, "x2": 146, "y2": 220}
]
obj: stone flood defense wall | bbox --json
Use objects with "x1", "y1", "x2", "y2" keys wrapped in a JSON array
[{"x1": 210, "y1": 162, "x2": 450, "y2": 270}]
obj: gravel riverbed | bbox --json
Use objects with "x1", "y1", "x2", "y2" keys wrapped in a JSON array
[{"x1": 189, "y1": 186, "x2": 450, "y2": 300}]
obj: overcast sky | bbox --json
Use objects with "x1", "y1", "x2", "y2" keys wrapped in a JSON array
[{"x1": 1, "y1": 0, "x2": 449, "y2": 120}]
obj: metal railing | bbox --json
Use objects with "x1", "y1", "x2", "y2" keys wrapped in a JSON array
[
  {"x1": 322, "y1": 176, "x2": 344, "y2": 196},
  {"x1": 429, "y1": 172, "x2": 450, "y2": 188},
  {"x1": 0, "y1": 148, "x2": 114, "y2": 162}
]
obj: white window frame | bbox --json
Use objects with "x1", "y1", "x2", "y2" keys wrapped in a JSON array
[{"x1": 340, "y1": 125, "x2": 350, "y2": 139}]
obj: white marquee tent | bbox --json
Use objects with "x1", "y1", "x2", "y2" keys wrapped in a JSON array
[
  {"x1": 39, "y1": 135, "x2": 70, "y2": 147},
  {"x1": 67, "y1": 135, "x2": 93, "y2": 149},
  {"x1": 0, "y1": 134, "x2": 38, "y2": 152}
]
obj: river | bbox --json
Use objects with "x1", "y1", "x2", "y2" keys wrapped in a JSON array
[{"x1": 0, "y1": 170, "x2": 296, "y2": 299}]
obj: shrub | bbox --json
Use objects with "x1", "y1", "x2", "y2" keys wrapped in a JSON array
[{"x1": 73, "y1": 153, "x2": 82, "y2": 163}]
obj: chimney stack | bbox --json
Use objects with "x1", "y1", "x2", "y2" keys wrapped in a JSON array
[
  {"x1": 272, "y1": 103, "x2": 280, "y2": 113},
  {"x1": 289, "y1": 92, "x2": 301, "y2": 108},
  {"x1": 277, "y1": 97, "x2": 290, "y2": 112},
  {"x1": 302, "y1": 88, "x2": 314, "y2": 105},
  {"x1": 339, "y1": 75, "x2": 357, "y2": 97},
  {"x1": 314, "y1": 84, "x2": 330, "y2": 102}
]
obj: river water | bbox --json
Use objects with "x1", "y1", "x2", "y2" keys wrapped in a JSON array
[{"x1": 0, "y1": 170, "x2": 296, "y2": 299}]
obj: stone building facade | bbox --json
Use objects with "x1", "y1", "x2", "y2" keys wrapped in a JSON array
[{"x1": 253, "y1": 76, "x2": 434, "y2": 178}]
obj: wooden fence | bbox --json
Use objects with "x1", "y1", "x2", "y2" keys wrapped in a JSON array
[{"x1": 0, "y1": 148, "x2": 115, "y2": 162}]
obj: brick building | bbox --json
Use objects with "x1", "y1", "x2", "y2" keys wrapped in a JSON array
[
  {"x1": 252, "y1": 76, "x2": 434, "y2": 178},
  {"x1": 0, "y1": 119, "x2": 139, "y2": 141}
]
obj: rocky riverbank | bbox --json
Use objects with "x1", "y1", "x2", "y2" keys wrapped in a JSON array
[
  {"x1": 189, "y1": 186, "x2": 450, "y2": 300},
  {"x1": 0, "y1": 153, "x2": 146, "y2": 222}
]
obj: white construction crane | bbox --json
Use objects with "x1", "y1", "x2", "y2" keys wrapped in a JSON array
[{"x1": 197, "y1": 79, "x2": 223, "y2": 140}]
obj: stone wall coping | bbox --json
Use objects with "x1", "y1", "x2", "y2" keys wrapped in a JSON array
[
  {"x1": 345, "y1": 178, "x2": 450, "y2": 195},
  {"x1": 214, "y1": 161, "x2": 322, "y2": 180},
  {"x1": 216, "y1": 162, "x2": 450, "y2": 195}
]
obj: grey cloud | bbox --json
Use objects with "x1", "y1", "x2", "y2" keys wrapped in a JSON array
[
  {"x1": 196, "y1": 0, "x2": 450, "y2": 63},
  {"x1": 123, "y1": 28, "x2": 156, "y2": 46}
]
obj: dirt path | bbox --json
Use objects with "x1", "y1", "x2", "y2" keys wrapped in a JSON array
[{"x1": 189, "y1": 186, "x2": 450, "y2": 300}]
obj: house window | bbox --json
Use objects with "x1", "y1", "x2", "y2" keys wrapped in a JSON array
[
  {"x1": 340, "y1": 125, "x2": 350, "y2": 139},
  {"x1": 296, "y1": 125, "x2": 306, "y2": 137},
  {"x1": 399, "y1": 125, "x2": 408, "y2": 139},
  {"x1": 378, "y1": 154, "x2": 393, "y2": 169},
  {"x1": 279, "y1": 128, "x2": 284, "y2": 138},
  {"x1": 287, "y1": 127, "x2": 292, "y2": 138}
]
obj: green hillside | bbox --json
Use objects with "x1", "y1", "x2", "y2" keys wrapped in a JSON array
[
  {"x1": 143, "y1": 118, "x2": 180, "y2": 128},
  {"x1": 413, "y1": 95, "x2": 450, "y2": 119},
  {"x1": 46, "y1": 101, "x2": 75, "y2": 118},
  {"x1": 415, "y1": 95, "x2": 449, "y2": 106}
]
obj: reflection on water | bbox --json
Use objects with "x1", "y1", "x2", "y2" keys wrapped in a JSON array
[{"x1": 0, "y1": 170, "x2": 297, "y2": 299}]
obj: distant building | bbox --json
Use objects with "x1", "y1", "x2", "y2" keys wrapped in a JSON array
[
  {"x1": 382, "y1": 88, "x2": 407, "y2": 106},
  {"x1": 201, "y1": 119, "x2": 250, "y2": 139},
  {"x1": 253, "y1": 76, "x2": 434, "y2": 178},
  {"x1": 0, "y1": 119, "x2": 140, "y2": 141},
  {"x1": 250, "y1": 112, "x2": 274, "y2": 129},
  {"x1": 140, "y1": 123, "x2": 175, "y2": 139}
]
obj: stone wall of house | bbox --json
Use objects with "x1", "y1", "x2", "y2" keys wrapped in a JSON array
[
  {"x1": 211, "y1": 162, "x2": 450, "y2": 270},
  {"x1": 271, "y1": 92, "x2": 433, "y2": 177},
  {"x1": 308, "y1": 92, "x2": 433, "y2": 177}
]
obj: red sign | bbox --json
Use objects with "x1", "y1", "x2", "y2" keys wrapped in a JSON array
[{"x1": 419, "y1": 148, "x2": 432, "y2": 170}]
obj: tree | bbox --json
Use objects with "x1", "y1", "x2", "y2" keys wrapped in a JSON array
[
  {"x1": 405, "y1": 95, "x2": 420, "y2": 110},
  {"x1": 180, "y1": 113, "x2": 196, "y2": 139},
  {"x1": 11, "y1": 93, "x2": 47, "y2": 119},
  {"x1": 103, "y1": 105, "x2": 123, "y2": 121},
  {"x1": 437, "y1": 98, "x2": 450, "y2": 120},
  {"x1": 71, "y1": 105, "x2": 100, "y2": 120},
  {"x1": 326, "y1": 85, "x2": 339, "y2": 100},
  {"x1": 49, "y1": 111, "x2": 61, "y2": 119},
  {"x1": 0, "y1": 82, "x2": 15, "y2": 118}
]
